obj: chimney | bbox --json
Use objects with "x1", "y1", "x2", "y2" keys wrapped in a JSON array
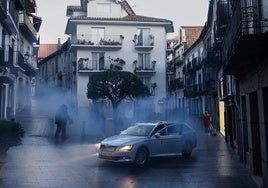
[{"x1": 57, "y1": 38, "x2": 61, "y2": 49}]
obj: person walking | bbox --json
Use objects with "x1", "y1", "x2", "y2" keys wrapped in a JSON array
[
  {"x1": 54, "y1": 104, "x2": 73, "y2": 140},
  {"x1": 203, "y1": 111, "x2": 212, "y2": 134}
]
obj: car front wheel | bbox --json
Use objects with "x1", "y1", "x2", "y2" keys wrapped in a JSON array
[
  {"x1": 134, "y1": 148, "x2": 148, "y2": 166},
  {"x1": 182, "y1": 141, "x2": 193, "y2": 157}
]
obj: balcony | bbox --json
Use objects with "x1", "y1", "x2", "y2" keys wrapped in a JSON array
[
  {"x1": 77, "y1": 59, "x2": 124, "y2": 73},
  {"x1": 19, "y1": 11, "x2": 38, "y2": 42},
  {"x1": 15, "y1": 0, "x2": 36, "y2": 13},
  {"x1": 166, "y1": 61, "x2": 175, "y2": 75},
  {"x1": 184, "y1": 84, "x2": 204, "y2": 97},
  {"x1": 186, "y1": 58, "x2": 203, "y2": 73},
  {"x1": 133, "y1": 34, "x2": 154, "y2": 50},
  {"x1": 206, "y1": 50, "x2": 221, "y2": 67},
  {"x1": 2, "y1": 0, "x2": 18, "y2": 33},
  {"x1": 134, "y1": 67, "x2": 156, "y2": 75},
  {"x1": 17, "y1": 52, "x2": 37, "y2": 76},
  {"x1": 174, "y1": 56, "x2": 183, "y2": 66},
  {"x1": 0, "y1": 0, "x2": 7, "y2": 20},
  {"x1": 222, "y1": 2, "x2": 268, "y2": 77},
  {"x1": 168, "y1": 78, "x2": 184, "y2": 91},
  {"x1": 7, "y1": 47, "x2": 13, "y2": 66},
  {"x1": 182, "y1": 66, "x2": 186, "y2": 74},
  {"x1": 0, "y1": 48, "x2": 4, "y2": 64},
  {"x1": 166, "y1": 41, "x2": 173, "y2": 54},
  {"x1": 192, "y1": 58, "x2": 202, "y2": 70},
  {"x1": 0, "y1": 47, "x2": 14, "y2": 67},
  {"x1": 70, "y1": 34, "x2": 123, "y2": 51},
  {"x1": 203, "y1": 78, "x2": 217, "y2": 95},
  {"x1": 134, "y1": 60, "x2": 156, "y2": 75}
]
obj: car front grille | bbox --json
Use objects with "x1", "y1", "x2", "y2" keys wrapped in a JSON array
[
  {"x1": 100, "y1": 144, "x2": 117, "y2": 152},
  {"x1": 99, "y1": 154, "x2": 131, "y2": 161}
]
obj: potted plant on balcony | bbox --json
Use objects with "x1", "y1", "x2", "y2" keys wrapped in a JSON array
[
  {"x1": 152, "y1": 82, "x2": 157, "y2": 89},
  {"x1": 0, "y1": 119, "x2": 24, "y2": 156},
  {"x1": 152, "y1": 60, "x2": 156, "y2": 69},
  {"x1": 132, "y1": 34, "x2": 137, "y2": 43},
  {"x1": 99, "y1": 38, "x2": 106, "y2": 45}
]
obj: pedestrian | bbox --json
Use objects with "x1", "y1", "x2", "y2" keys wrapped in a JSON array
[
  {"x1": 203, "y1": 111, "x2": 212, "y2": 134},
  {"x1": 54, "y1": 104, "x2": 73, "y2": 140}
]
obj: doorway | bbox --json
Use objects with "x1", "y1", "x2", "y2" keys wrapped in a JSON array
[{"x1": 249, "y1": 91, "x2": 262, "y2": 175}]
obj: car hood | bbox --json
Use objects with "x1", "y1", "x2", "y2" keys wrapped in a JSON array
[{"x1": 101, "y1": 135, "x2": 147, "y2": 146}]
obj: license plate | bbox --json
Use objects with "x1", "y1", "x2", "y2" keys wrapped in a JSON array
[{"x1": 100, "y1": 151, "x2": 112, "y2": 156}]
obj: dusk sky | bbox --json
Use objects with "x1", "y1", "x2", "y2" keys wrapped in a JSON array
[{"x1": 35, "y1": 0, "x2": 209, "y2": 44}]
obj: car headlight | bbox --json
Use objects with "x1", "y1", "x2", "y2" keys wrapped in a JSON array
[
  {"x1": 95, "y1": 143, "x2": 100, "y2": 149},
  {"x1": 117, "y1": 145, "x2": 133, "y2": 151}
]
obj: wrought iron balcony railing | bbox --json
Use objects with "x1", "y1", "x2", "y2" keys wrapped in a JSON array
[
  {"x1": 174, "y1": 56, "x2": 183, "y2": 66},
  {"x1": 0, "y1": 0, "x2": 7, "y2": 19},
  {"x1": 19, "y1": 11, "x2": 37, "y2": 41},
  {"x1": 77, "y1": 59, "x2": 124, "y2": 72},
  {"x1": 168, "y1": 78, "x2": 184, "y2": 91},
  {"x1": 222, "y1": 1, "x2": 268, "y2": 64},
  {"x1": 184, "y1": 84, "x2": 204, "y2": 97},
  {"x1": 72, "y1": 34, "x2": 123, "y2": 47},
  {"x1": 133, "y1": 34, "x2": 154, "y2": 49}
]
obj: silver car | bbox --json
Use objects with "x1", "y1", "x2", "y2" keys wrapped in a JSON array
[{"x1": 98, "y1": 122, "x2": 197, "y2": 165}]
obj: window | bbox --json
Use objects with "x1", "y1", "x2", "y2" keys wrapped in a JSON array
[
  {"x1": 55, "y1": 59, "x2": 58, "y2": 73},
  {"x1": 167, "y1": 124, "x2": 182, "y2": 135},
  {"x1": 182, "y1": 124, "x2": 191, "y2": 133},
  {"x1": 138, "y1": 53, "x2": 151, "y2": 70},
  {"x1": 0, "y1": 30, "x2": 3, "y2": 48},
  {"x1": 92, "y1": 52, "x2": 104, "y2": 70},
  {"x1": 52, "y1": 62, "x2": 54, "y2": 73},
  {"x1": 91, "y1": 28, "x2": 105, "y2": 45},
  {"x1": 97, "y1": 3, "x2": 111, "y2": 14},
  {"x1": 45, "y1": 64, "x2": 47, "y2": 77},
  {"x1": 137, "y1": 28, "x2": 150, "y2": 46},
  {"x1": 152, "y1": 124, "x2": 166, "y2": 136}
]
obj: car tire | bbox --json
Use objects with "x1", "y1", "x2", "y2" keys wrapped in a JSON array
[
  {"x1": 182, "y1": 141, "x2": 192, "y2": 157},
  {"x1": 134, "y1": 148, "x2": 148, "y2": 166}
]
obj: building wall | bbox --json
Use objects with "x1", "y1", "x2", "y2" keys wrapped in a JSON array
[
  {"x1": 75, "y1": 23, "x2": 168, "y2": 114},
  {"x1": 239, "y1": 61, "x2": 268, "y2": 186},
  {"x1": 87, "y1": 0, "x2": 128, "y2": 18},
  {"x1": 182, "y1": 26, "x2": 203, "y2": 48},
  {"x1": 183, "y1": 41, "x2": 205, "y2": 117}
]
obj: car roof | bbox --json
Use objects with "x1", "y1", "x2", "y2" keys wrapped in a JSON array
[
  {"x1": 134, "y1": 122, "x2": 159, "y2": 126},
  {"x1": 134, "y1": 121, "x2": 191, "y2": 126},
  {"x1": 134, "y1": 121, "x2": 175, "y2": 126}
]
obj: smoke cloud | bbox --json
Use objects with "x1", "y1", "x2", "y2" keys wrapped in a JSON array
[{"x1": 34, "y1": 84, "x2": 200, "y2": 140}]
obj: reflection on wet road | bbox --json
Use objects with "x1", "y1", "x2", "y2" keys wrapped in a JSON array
[
  {"x1": 0, "y1": 98, "x2": 259, "y2": 187},
  {"x1": 0, "y1": 133, "x2": 259, "y2": 188}
]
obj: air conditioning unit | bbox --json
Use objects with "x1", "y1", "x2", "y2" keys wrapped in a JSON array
[
  {"x1": 219, "y1": 75, "x2": 236, "y2": 101},
  {"x1": 225, "y1": 75, "x2": 236, "y2": 96}
]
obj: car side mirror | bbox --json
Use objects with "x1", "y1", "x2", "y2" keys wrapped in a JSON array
[{"x1": 154, "y1": 132, "x2": 161, "y2": 139}]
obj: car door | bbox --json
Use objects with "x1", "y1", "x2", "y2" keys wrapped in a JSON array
[
  {"x1": 164, "y1": 124, "x2": 183, "y2": 154},
  {"x1": 148, "y1": 124, "x2": 167, "y2": 156}
]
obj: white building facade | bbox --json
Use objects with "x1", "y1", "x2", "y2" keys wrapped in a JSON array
[{"x1": 65, "y1": 0, "x2": 174, "y2": 121}]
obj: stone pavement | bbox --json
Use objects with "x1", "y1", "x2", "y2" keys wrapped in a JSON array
[{"x1": 0, "y1": 98, "x2": 262, "y2": 188}]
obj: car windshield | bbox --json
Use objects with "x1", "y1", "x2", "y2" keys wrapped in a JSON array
[{"x1": 120, "y1": 124, "x2": 155, "y2": 136}]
